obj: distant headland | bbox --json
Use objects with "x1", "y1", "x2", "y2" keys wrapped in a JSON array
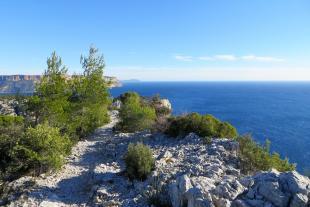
[{"x1": 0, "y1": 75, "x2": 121, "y2": 94}]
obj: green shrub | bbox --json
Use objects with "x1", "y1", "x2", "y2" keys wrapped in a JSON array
[
  {"x1": 217, "y1": 122, "x2": 238, "y2": 138},
  {"x1": 27, "y1": 48, "x2": 110, "y2": 139},
  {"x1": 124, "y1": 143, "x2": 155, "y2": 180},
  {"x1": 116, "y1": 92, "x2": 156, "y2": 132},
  {"x1": 0, "y1": 115, "x2": 24, "y2": 135},
  {"x1": 119, "y1": 91, "x2": 141, "y2": 104},
  {"x1": 237, "y1": 135, "x2": 295, "y2": 173},
  {"x1": 0, "y1": 135, "x2": 20, "y2": 180},
  {"x1": 12, "y1": 124, "x2": 72, "y2": 175},
  {"x1": 0, "y1": 115, "x2": 25, "y2": 179},
  {"x1": 66, "y1": 47, "x2": 111, "y2": 138},
  {"x1": 165, "y1": 113, "x2": 238, "y2": 138},
  {"x1": 117, "y1": 93, "x2": 171, "y2": 133}
]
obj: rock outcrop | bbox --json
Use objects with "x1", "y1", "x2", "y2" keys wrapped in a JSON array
[
  {"x1": 233, "y1": 170, "x2": 310, "y2": 207},
  {"x1": 0, "y1": 99, "x2": 18, "y2": 116},
  {"x1": 155, "y1": 98, "x2": 172, "y2": 111},
  {"x1": 1, "y1": 111, "x2": 309, "y2": 207},
  {"x1": 104, "y1": 76, "x2": 122, "y2": 88}
]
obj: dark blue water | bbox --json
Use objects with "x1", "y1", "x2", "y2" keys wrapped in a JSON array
[{"x1": 111, "y1": 82, "x2": 310, "y2": 172}]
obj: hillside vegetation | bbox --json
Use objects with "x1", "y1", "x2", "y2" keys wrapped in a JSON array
[
  {"x1": 0, "y1": 46, "x2": 110, "y2": 181},
  {"x1": 115, "y1": 92, "x2": 295, "y2": 174}
]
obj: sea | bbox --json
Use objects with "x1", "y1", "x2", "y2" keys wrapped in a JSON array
[{"x1": 110, "y1": 82, "x2": 310, "y2": 173}]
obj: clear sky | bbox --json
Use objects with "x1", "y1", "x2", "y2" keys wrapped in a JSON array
[{"x1": 0, "y1": 0, "x2": 309, "y2": 81}]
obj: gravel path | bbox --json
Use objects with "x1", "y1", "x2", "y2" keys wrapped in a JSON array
[{"x1": 22, "y1": 111, "x2": 120, "y2": 207}]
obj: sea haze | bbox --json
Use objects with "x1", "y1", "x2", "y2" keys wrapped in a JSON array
[{"x1": 111, "y1": 81, "x2": 310, "y2": 172}]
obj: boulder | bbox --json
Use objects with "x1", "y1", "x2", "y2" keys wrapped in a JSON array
[
  {"x1": 169, "y1": 174, "x2": 193, "y2": 207},
  {"x1": 257, "y1": 181, "x2": 289, "y2": 206},
  {"x1": 236, "y1": 170, "x2": 310, "y2": 207},
  {"x1": 185, "y1": 188, "x2": 212, "y2": 207},
  {"x1": 158, "y1": 99, "x2": 172, "y2": 111},
  {"x1": 280, "y1": 171, "x2": 310, "y2": 195},
  {"x1": 213, "y1": 179, "x2": 245, "y2": 200}
]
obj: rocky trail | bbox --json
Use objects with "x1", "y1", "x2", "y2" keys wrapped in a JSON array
[
  {"x1": 2, "y1": 111, "x2": 310, "y2": 207},
  {"x1": 6, "y1": 111, "x2": 121, "y2": 206}
]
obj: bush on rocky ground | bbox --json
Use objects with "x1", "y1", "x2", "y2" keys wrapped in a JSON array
[
  {"x1": 115, "y1": 92, "x2": 172, "y2": 133},
  {"x1": 165, "y1": 112, "x2": 238, "y2": 139},
  {"x1": 12, "y1": 124, "x2": 72, "y2": 176},
  {"x1": 0, "y1": 115, "x2": 24, "y2": 135},
  {"x1": 116, "y1": 92, "x2": 156, "y2": 132},
  {"x1": 0, "y1": 115, "x2": 25, "y2": 180},
  {"x1": 1, "y1": 122, "x2": 72, "y2": 181},
  {"x1": 237, "y1": 134, "x2": 295, "y2": 173},
  {"x1": 124, "y1": 142, "x2": 155, "y2": 180},
  {"x1": 118, "y1": 91, "x2": 141, "y2": 104}
]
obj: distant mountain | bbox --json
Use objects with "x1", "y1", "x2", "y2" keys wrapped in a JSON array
[{"x1": 0, "y1": 75, "x2": 121, "y2": 94}]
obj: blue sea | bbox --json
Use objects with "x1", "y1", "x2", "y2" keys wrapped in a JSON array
[{"x1": 111, "y1": 82, "x2": 310, "y2": 173}]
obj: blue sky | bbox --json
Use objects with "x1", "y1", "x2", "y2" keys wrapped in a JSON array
[{"x1": 0, "y1": 0, "x2": 309, "y2": 81}]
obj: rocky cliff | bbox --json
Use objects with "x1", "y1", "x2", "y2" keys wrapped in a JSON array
[
  {"x1": 1, "y1": 111, "x2": 309, "y2": 207},
  {"x1": 0, "y1": 75, "x2": 121, "y2": 94},
  {"x1": 0, "y1": 75, "x2": 41, "y2": 94}
]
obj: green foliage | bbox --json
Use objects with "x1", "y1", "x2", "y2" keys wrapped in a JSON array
[
  {"x1": 1, "y1": 46, "x2": 111, "y2": 182},
  {"x1": 0, "y1": 115, "x2": 24, "y2": 133},
  {"x1": 25, "y1": 95, "x2": 42, "y2": 126},
  {"x1": 217, "y1": 122, "x2": 238, "y2": 138},
  {"x1": 124, "y1": 143, "x2": 155, "y2": 180},
  {"x1": 67, "y1": 47, "x2": 110, "y2": 137},
  {"x1": 0, "y1": 116, "x2": 25, "y2": 179},
  {"x1": 12, "y1": 124, "x2": 72, "y2": 176},
  {"x1": 165, "y1": 113, "x2": 238, "y2": 139},
  {"x1": 116, "y1": 92, "x2": 156, "y2": 132},
  {"x1": 237, "y1": 135, "x2": 295, "y2": 173},
  {"x1": 25, "y1": 47, "x2": 110, "y2": 138},
  {"x1": 0, "y1": 116, "x2": 22, "y2": 181},
  {"x1": 34, "y1": 52, "x2": 70, "y2": 129},
  {"x1": 119, "y1": 91, "x2": 141, "y2": 104}
]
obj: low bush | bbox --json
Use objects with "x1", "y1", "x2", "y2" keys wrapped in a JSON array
[
  {"x1": 0, "y1": 115, "x2": 24, "y2": 134},
  {"x1": 237, "y1": 135, "x2": 295, "y2": 173},
  {"x1": 116, "y1": 92, "x2": 156, "y2": 132},
  {"x1": 11, "y1": 124, "x2": 72, "y2": 176},
  {"x1": 0, "y1": 115, "x2": 25, "y2": 180},
  {"x1": 124, "y1": 142, "x2": 155, "y2": 180},
  {"x1": 165, "y1": 113, "x2": 238, "y2": 139},
  {"x1": 119, "y1": 91, "x2": 141, "y2": 104}
]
